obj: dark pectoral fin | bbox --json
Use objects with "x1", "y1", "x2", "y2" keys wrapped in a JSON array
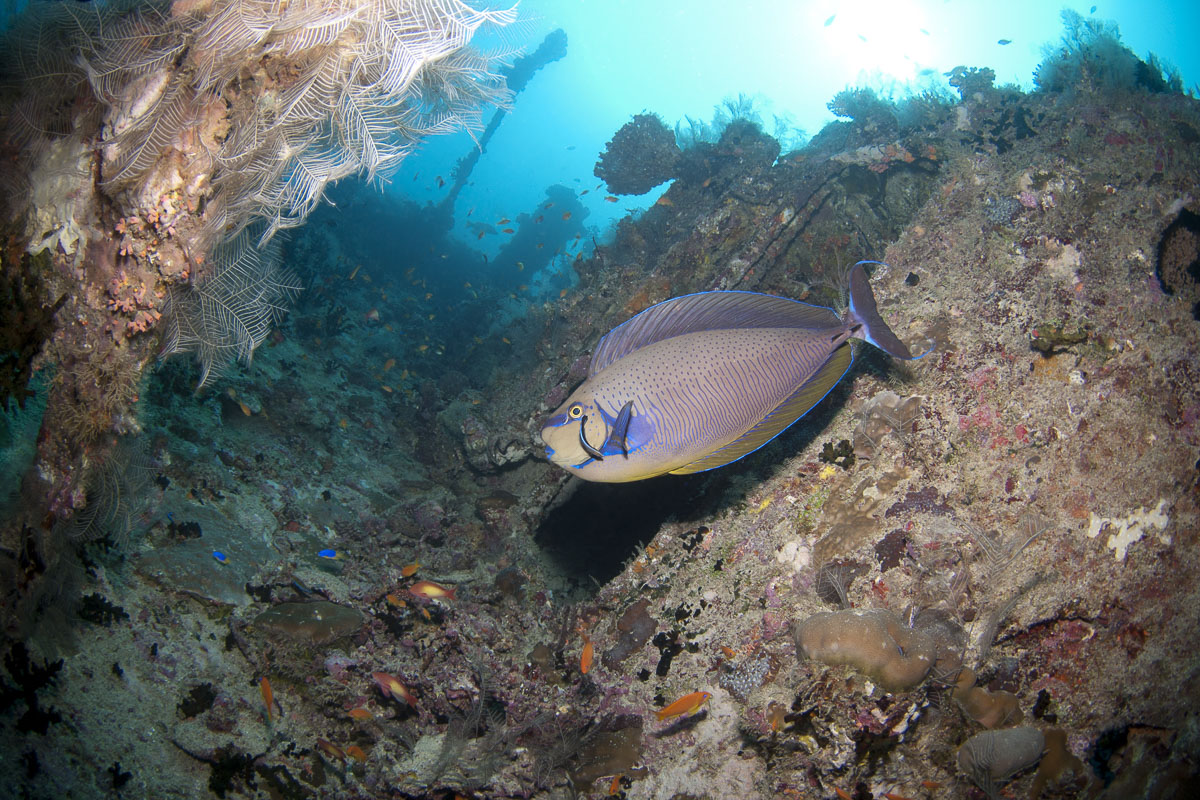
[
  {"x1": 670, "y1": 344, "x2": 854, "y2": 475},
  {"x1": 600, "y1": 400, "x2": 634, "y2": 457}
]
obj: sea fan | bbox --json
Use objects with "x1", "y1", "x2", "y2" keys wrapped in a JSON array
[
  {"x1": 21, "y1": 0, "x2": 515, "y2": 241},
  {"x1": 161, "y1": 229, "x2": 301, "y2": 386}
]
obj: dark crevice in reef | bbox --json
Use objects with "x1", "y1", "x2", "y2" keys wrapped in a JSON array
[{"x1": 535, "y1": 472, "x2": 721, "y2": 588}]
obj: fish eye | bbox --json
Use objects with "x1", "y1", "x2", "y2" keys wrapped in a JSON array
[{"x1": 568, "y1": 403, "x2": 584, "y2": 419}]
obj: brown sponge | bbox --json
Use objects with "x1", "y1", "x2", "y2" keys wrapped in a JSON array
[
  {"x1": 952, "y1": 666, "x2": 1023, "y2": 729},
  {"x1": 792, "y1": 609, "x2": 936, "y2": 692}
]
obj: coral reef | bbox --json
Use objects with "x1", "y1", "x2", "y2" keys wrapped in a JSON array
[
  {"x1": 0, "y1": 0, "x2": 515, "y2": 542},
  {"x1": 2, "y1": 8, "x2": 1200, "y2": 799},
  {"x1": 594, "y1": 113, "x2": 681, "y2": 195},
  {"x1": 1034, "y1": 9, "x2": 1183, "y2": 95}
]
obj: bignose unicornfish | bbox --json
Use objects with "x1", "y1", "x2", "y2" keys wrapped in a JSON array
[{"x1": 540, "y1": 261, "x2": 923, "y2": 482}]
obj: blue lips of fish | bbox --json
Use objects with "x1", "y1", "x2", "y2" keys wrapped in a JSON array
[{"x1": 540, "y1": 261, "x2": 925, "y2": 483}]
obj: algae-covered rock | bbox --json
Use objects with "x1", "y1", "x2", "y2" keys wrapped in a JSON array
[
  {"x1": 793, "y1": 608, "x2": 935, "y2": 692},
  {"x1": 252, "y1": 601, "x2": 364, "y2": 645}
]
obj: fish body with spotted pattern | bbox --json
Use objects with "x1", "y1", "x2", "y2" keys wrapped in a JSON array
[{"x1": 541, "y1": 262, "x2": 922, "y2": 482}]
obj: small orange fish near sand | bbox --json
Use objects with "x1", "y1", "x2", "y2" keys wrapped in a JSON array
[
  {"x1": 401, "y1": 561, "x2": 420, "y2": 577},
  {"x1": 385, "y1": 593, "x2": 405, "y2": 608},
  {"x1": 347, "y1": 707, "x2": 374, "y2": 720},
  {"x1": 655, "y1": 690, "x2": 711, "y2": 721},
  {"x1": 409, "y1": 580, "x2": 455, "y2": 601},
  {"x1": 344, "y1": 744, "x2": 367, "y2": 763},
  {"x1": 834, "y1": 789, "x2": 853, "y2": 800},
  {"x1": 260, "y1": 677, "x2": 274, "y2": 722},
  {"x1": 383, "y1": 358, "x2": 395, "y2": 372},
  {"x1": 372, "y1": 671, "x2": 417, "y2": 706},
  {"x1": 655, "y1": 195, "x2": 674, "y2": 206}
]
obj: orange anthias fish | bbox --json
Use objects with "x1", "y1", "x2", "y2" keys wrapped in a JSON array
[
  {"x1": 400, "y1": 561, "x2": 420, "y2": 577},
  {"x1": 316, "y1": 738, "x2": 346, "y2": 763},
  {"x1": 409, "y1": 580, "x2": 455, "y2": 601},
  {"x1": 260, "y1": 677, "x2": 275, "y2": 722},
  {"x1": 372, "y1": 671, "x2": 417, "y2": 706},
  {"x1": 347, "y1": 707, "x2": 374, "y2": 720},
  {"x1": 344, "y1": 744, "x2": 368, "y2": 763},
  {"x1": 655, "y1": 690, "x2": 712, "y2": 721},
  {"x1": 580, "y1": 634, "x2": 594, "y2": 675}
]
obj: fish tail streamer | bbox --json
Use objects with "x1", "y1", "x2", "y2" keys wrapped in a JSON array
[{"x1": 847, "y1": 261, "x2": 915, "y2": 360}]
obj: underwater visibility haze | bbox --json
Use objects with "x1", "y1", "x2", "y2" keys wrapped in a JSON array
[{"x1": 0, "y1": 1, "x2": 1199, "y2": 798}]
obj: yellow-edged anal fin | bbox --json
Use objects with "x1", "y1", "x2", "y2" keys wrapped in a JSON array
[{"x1": 669, "y1": 345, "x2": 853, "y2": 475}]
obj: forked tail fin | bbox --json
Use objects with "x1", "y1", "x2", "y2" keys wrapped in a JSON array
[{"x1": 847, "y1": 261, "x2": 919, "y2": 360}]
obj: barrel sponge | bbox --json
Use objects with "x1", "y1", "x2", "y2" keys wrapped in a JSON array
[{"x1": 792, "y1": 609, "x2": 936, "y2": 692}]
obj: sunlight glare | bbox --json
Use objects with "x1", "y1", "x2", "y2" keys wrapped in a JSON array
[{"x1": 829, "y1": 0, "x2": 933, "y2": 85}]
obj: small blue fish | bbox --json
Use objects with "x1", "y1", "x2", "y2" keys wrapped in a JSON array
[
  {"x1": 213, "y1": 550, "x2": 228, "y2": 564},
  {"x1": 542, "y1": 262, "x2": 925, "y2": 482},
  {"x1": 997, "y1": 38, "x2": 1012, "y2": 45},
  {"x1": 317, "y1": 549, "x2": 343, "y2": 560}
]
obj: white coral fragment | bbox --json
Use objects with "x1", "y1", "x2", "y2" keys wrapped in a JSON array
[
  {"x1": 1086, "y1": 499, "x2": 1170, "y2": 561},
  {"x1": 25, "y1": 137, "x2": 93, "y2": 256}
]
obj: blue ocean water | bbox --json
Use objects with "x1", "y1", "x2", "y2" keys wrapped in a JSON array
[{"x1": 400, "y1": 0, "x2": 1200, "y2": 272}]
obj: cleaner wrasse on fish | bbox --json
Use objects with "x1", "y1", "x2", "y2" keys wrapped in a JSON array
[{"x1": 540, "y1": 262, "x2": 926, "y2": 482}]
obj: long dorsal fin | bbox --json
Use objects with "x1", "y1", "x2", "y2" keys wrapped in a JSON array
[
  {"x1": 590, "y1": 291, "x2": 841, "y2": 376},
  {"x1": 669, "y1": 344, "x2": 854, "y2": 475}
]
